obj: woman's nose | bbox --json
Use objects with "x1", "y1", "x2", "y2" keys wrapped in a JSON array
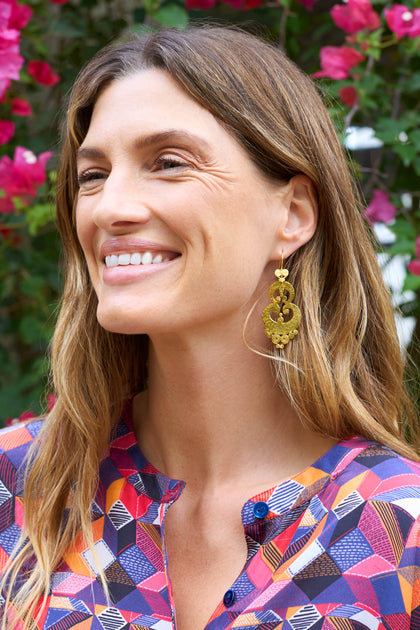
[{"x1": 91, "y1": 172, "x2": 153, "y2": 231}]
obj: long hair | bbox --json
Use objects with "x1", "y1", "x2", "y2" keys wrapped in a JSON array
[{"x1": 2, "y1": 25, "x2": 418, "y2": 628}]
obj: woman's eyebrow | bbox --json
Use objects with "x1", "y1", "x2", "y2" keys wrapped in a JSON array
[
  {"x1": 133, "y1": 129, "x2": 212, "y2": 158},
  {"x1": 77, "y1": 130, "x2": 213, "y2": 164},
  {"x1": 76, "y1": 146, "x2": 106, "y2": 162}
]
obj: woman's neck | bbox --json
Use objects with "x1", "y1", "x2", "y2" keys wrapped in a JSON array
[{"x1": 133, "y1": 328, "x2": 335, "y2": 494}]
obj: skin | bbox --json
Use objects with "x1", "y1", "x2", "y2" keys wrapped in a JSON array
[{"x1": 76, "y1": 70, "x2": 336, "y2": 630}]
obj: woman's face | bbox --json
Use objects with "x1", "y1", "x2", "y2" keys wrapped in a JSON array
[{"x1": 76, "y1": 69, "x2": 290, "y2": 338}]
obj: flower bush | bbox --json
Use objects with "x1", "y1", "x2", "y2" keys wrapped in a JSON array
[{"x1": 1, "y1": 0, "x2": 420, "y2": 421}]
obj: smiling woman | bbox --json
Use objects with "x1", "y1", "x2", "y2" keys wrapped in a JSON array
[
  {"x1": 1, "y1": 25, "x2": 420, "y2": 630},
  {"x1": 75, "y1": 70, "x2": 300, "y2": 337}
]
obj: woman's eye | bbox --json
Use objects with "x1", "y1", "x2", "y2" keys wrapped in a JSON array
[
  {"x1": 77, "y1": 170, "x2": 106, "y2": 186},
  {"x1": 155, "y1": 156, "x2": 188, "y2": 171}
]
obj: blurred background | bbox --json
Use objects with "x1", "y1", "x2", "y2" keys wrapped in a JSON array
[{"x1": 1, "y1": 0, "x2": 420, "y2": 424}]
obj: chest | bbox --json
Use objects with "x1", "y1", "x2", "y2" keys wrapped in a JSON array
[
  {"x1": 163, "y1": 497, "x2": 249, "y2": 630},
  {"x1": 40, "y1": 487, "x2": 414, "y2": 630}
]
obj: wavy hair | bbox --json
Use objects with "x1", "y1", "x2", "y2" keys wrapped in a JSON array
[{"x1": 1, "y1": 25, "x2": 418, "y2": 628}]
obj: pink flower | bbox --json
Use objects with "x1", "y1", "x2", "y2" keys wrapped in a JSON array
[
  {"x1": 0, "y1": 27, "x2": 19, "y2": 49},
  {"x1": 331, "y1": 0, "x2": 380, "y2": 33},
  {"x1": 364, "y1": 189, "x2": 397, "y2": 224},
  {"x1": 0, "y1": 29, "x2": 23, "y2": 81},
  {"x1": 408, "y1": 260, "x2": 420, "y2": 275},
  {"x1": 338, "y1": 85, "x2": 358, "y2": 106},
  {"x1": 28, "y1": 60, "x2": 59, "y2": 86},
  {"x1": 0, "y1": 1, "x2": 11, "y2": 28},
  {"x1": 5, "y1": 409, "x2": 36, "y2": 426},
  {"x1": 313, "y1": 46, "x2": 365, "y2": 80},
  {"x1": 0, "y1": 195, "x2": 14, "y2": 213},
  {"x1": 0, "y1": 146, "x2": 52, "y2": 199},
  {"x1": 18, "y1": 410, "x2": 36, "y2": 420},
  {"x1": 385, "y1": 4, "x2": 420, "y2": 38},
  {"x1": 4, "y1": 416, "x2": 21, "y2": 426},
  {"x1": 0, "y1": 0, "x2": 32, "y2": 29},
  {"x1": 407, "y1": 236, "x2": 420, "y2": 275},
  {"x1": 0, "y1": 119, "x2": 14, "y2": 143},
  {"x1": 8, "y1": 0, "x2": 32, "y2": 29},
  {"x1": 11, "y1": 97, "x2": 31, "y2": 115}
]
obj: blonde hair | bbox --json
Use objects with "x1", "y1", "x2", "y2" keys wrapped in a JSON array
[{"x1": 2, "y1": 25, "x2": 418, "y2": 628}]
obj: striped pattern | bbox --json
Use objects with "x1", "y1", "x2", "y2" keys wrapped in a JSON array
[{"x1": 0, "y1": 399, "x2": 420, "y2": 629}]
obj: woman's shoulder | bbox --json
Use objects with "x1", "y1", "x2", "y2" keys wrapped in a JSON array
[
  {"x1": 0, "y1": 419, "x2": 44, "y2": 495},
  {"x1": 331, "y1": 437, "x2": 420, "y2": 482},
  {"x1": 0, "y1": 420, "x2": 43, "y2": 575},
  {"x1": 325, "y1": 438, "x2": 420, "y2": 521},
  {"x1": 356, "y1": 437, "x2": 419, "y2": 468},
  {"x1": 0, "y1": 418, "x2": 43, "y2": 450}
]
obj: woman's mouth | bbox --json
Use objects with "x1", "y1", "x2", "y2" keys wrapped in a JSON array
[{"x1": 105, "y1": 251, "x2": 176, "y2": 267}]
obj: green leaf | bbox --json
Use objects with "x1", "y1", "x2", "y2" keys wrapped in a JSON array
[
  {"x1": 388, "y1": 238, "x2": 415, "y2": 256},
  {"x1": 18, "y1": 316, "x2": 48, "y2": 345},
  {"x1": 48, "y1": 170, "x2": 57, "y2": 185},
  {"x1": 356, "y1": 73, "x2": 385, "y2": 93},
  {"x1": 401, "y1": 72, "x2": 420, "y2": 94},
  {"x1": 24, "y1": 202, "x2": 56, "y2": 236},
  {"x1": 153, "y1": 4, "x2": 189, "y2": 28},
  {"x1": 34, "y1": 41, "x2": 49, "y2": 56},
  {"x1": 405, "y1": 35, "x2": 420, "y2": 54},
  {"x1": 20, "y1": 275, "x2": 46, "y2": 299},
  {"x1": 53, "y1": 18, "x2": 86, "y2": 38},
  {"x1": 376, "y1": 118, "x2": 411, "y2": 144},
  {"x1": 394, "y1": 143, "x2": 417, "y2": 166},
  {"x1": 403, "y1": 273, "x2": 420, "y2": 292},
  {"x1": 142, "y1": 0, "x2": 160, "y2": 15},
  {"x1": 409, "y1": 129, "x2": 420, "y2": 146},
  {"x1": 364, "y1": 45, "x2": 381, "y2": 60},
  {"x1": 391, "y1": 217, "x2": 416, "y2": 240}
]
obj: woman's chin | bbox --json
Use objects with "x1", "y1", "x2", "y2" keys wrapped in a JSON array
[{"x1": 96, "y1": 310, "x2": 148, "y2": 336}]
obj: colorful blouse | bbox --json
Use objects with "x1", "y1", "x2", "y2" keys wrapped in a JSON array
[{"x1": 1, "y1": 399, "x2": 420, "y2": 629}]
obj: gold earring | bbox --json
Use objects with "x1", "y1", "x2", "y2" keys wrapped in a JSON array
[{"x1": 262, "y1": 257, "x2": 301, "y2": 349}]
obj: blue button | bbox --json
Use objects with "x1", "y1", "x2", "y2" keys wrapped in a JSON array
[
  {"x1": 253, "y1": 501, "x2": 269, "y2": 519},
  {"x1": 223, "y1": 589, "x2": 236, "y2": 607}
]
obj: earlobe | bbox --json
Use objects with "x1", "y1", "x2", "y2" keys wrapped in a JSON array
[{"x1": 271, "y1": 174, "x2": 318, "y2": 260}]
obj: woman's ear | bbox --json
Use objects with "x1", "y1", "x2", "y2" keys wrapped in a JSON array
[{"x1": 270, "y1": 174, "x2": 318, "y2": 260}]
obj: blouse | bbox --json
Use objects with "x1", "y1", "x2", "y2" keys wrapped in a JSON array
[{"x1": 1, "y1": 397, "x2": 420, "y2": 629}]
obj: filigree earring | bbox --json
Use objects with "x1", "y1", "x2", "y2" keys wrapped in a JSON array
[{"x1": 262, "y1": 257, "x2": 301, "y2": 349}]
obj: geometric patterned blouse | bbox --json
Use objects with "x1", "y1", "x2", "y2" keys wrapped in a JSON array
[{"x1": 1, "y1": 397, "x2": 420, "y2": 630}]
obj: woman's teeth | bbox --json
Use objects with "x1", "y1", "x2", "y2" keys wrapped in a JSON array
[{"x1": 105, "y1": 252, "x2": 169, "y2": 267}]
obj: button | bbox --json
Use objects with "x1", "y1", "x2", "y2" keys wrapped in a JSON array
[
  {"x1": 253, "y1": 501, "x2": 269, "y2": 519},
  {"x1": 223, "y1": 589, "x2": 236, "y2": 607}
]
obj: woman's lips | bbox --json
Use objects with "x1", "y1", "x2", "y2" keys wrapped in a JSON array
[
  {"x1": 101, "y1": 253, "x2": 180, "y2": 285},
  {"x1": 100, "y1": 237, "x2": 180, "y2": 260},
  {"x1": 105, "y1": 251, "x2": 178, "y2": 267},
  {"x1": 100, "y1": 239, "x2": 181, "y2": 284}
]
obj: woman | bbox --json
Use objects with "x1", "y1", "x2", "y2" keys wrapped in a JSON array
[{"x1": 1, "y1": 25, "x2": 419, "y2": 630}]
